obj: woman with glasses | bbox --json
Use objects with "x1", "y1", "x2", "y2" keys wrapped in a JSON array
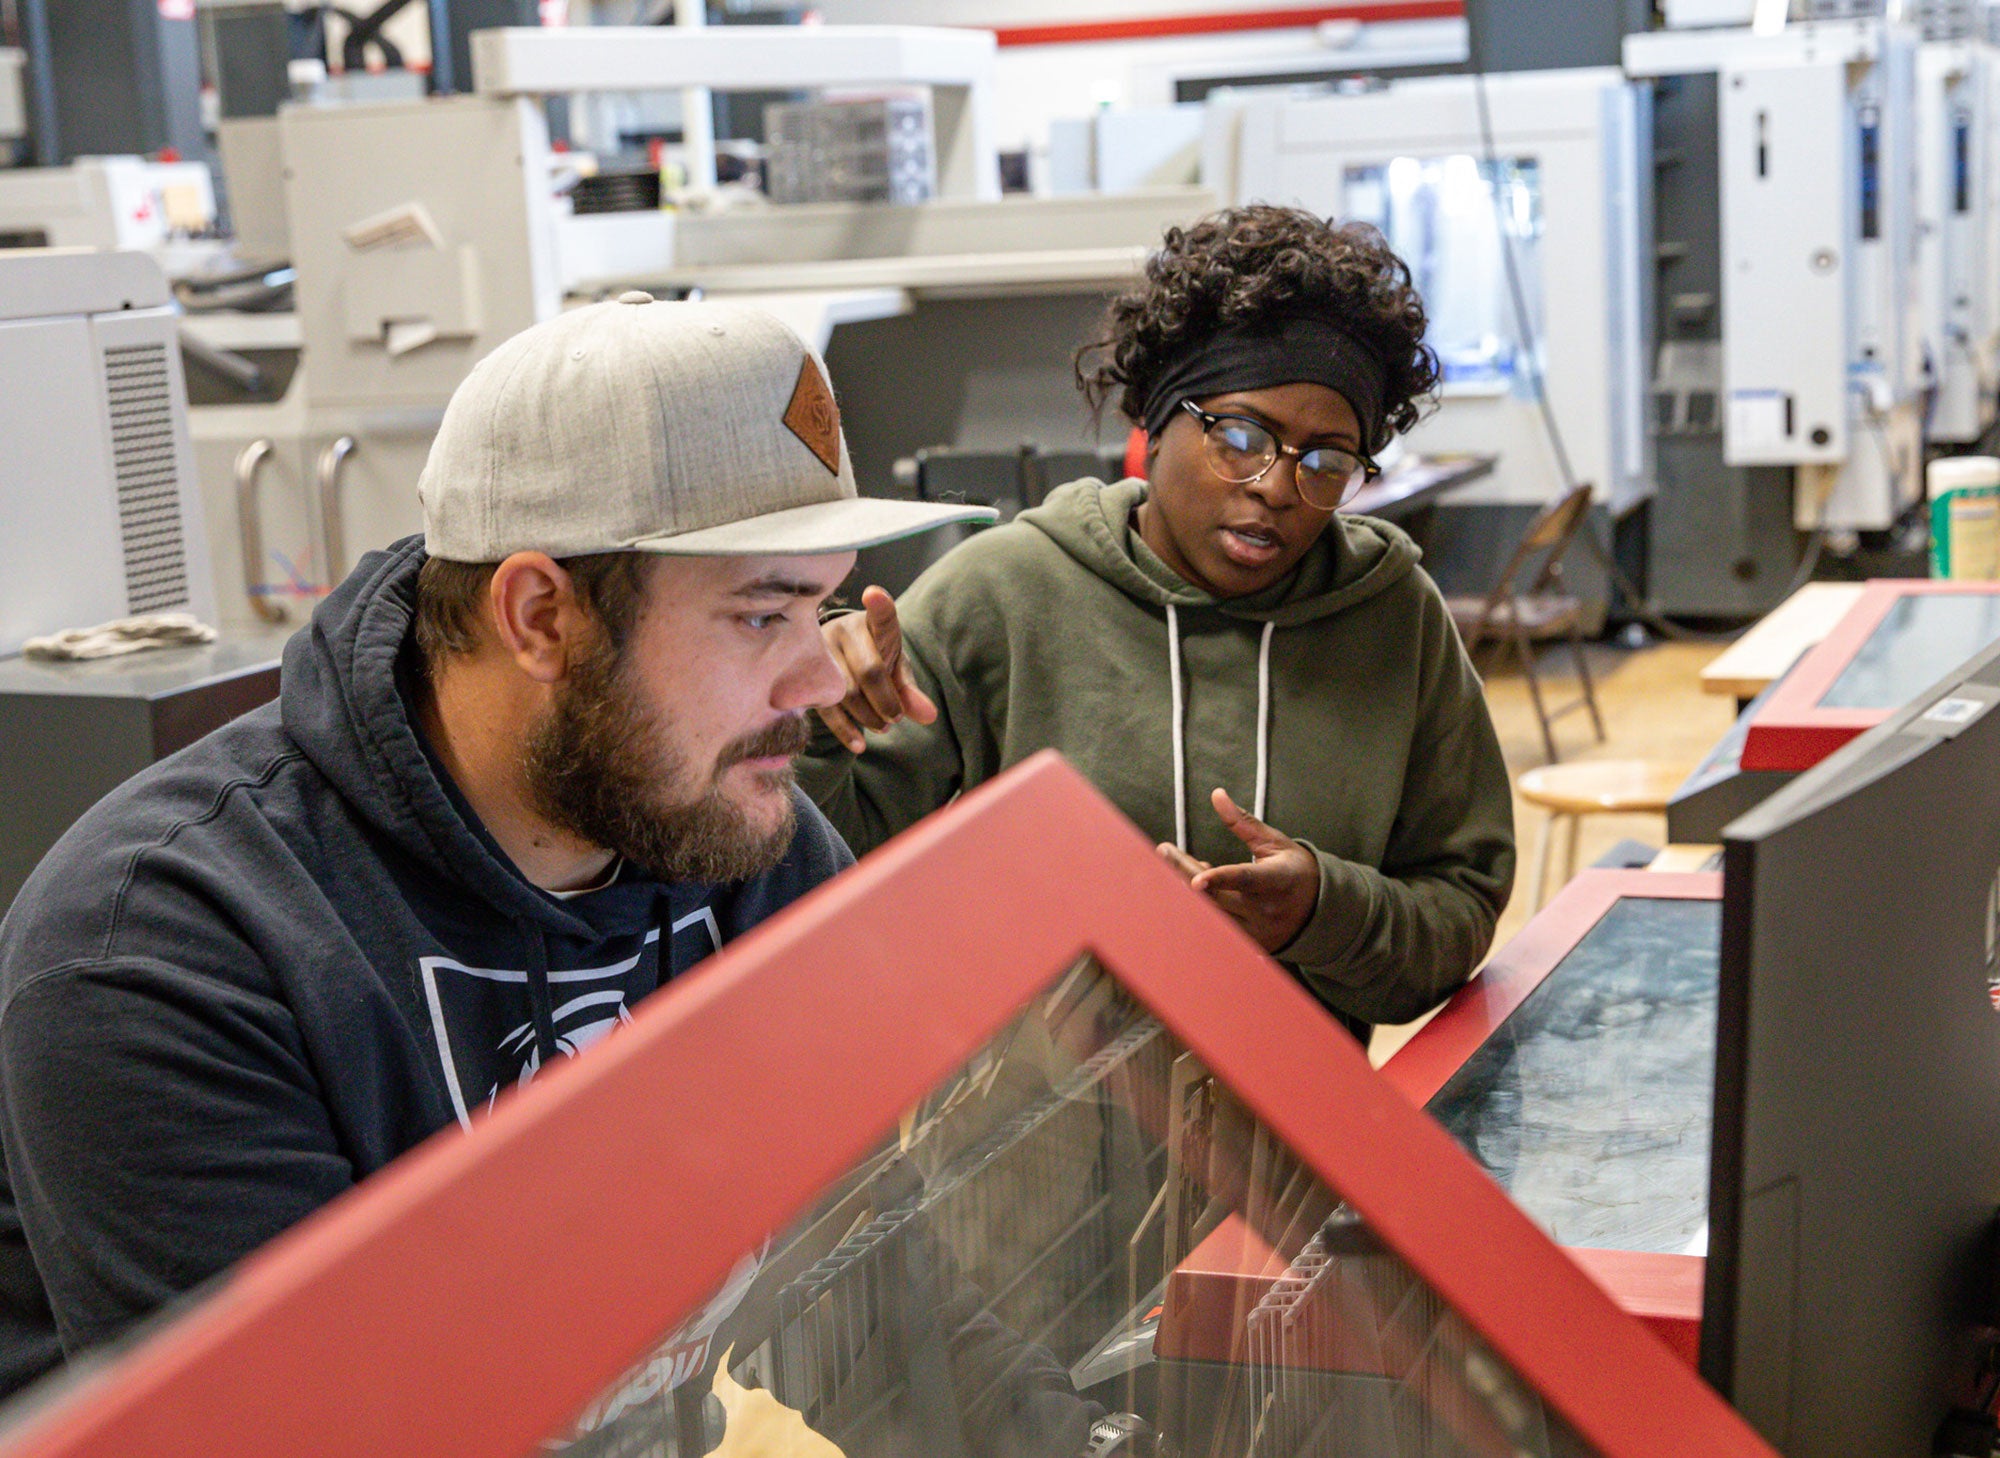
[{"x1": 796, "y1": 205, "x2": 1514, "y2": 1041}]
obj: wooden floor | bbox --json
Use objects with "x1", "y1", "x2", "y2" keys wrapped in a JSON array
[{"x1": 1370, "y1": 631, "x2": 1740, "y2": 1064}]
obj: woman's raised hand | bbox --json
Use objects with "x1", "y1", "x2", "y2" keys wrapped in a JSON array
[{"x1": 816, "y1": 586, "x2": 937, "y2": 754}]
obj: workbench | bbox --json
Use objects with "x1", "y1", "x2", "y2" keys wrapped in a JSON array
[{"x1": 1698, "y1": 582, "x2": 1867, "y2": 705}]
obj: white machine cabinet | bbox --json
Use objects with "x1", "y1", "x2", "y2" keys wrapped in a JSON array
[
  {"x1": 0, "y1": 49, "x2": 25, "y2": 145},
  {"x1": 0, "y1": 157, "x2": 217, "y2": 252},
  {"x1": 181, "y1": 309, "x2": 328, "y2": 633},
  {"x1": 1630, "y1": 20, "x2": 1925, "y2": 533},
  {"x1": 280, "y1": 94, "x2": 559, "y2": 414},
  {"x1": 0, "y1": 252, "x2": 214, "y2": 658},
  {"x1": 471, "y1": 24, "x2": 1000, "y2": 203},
  {"x1": 277, "y1": 94, "x2": 560, "y2": 564},
  {"x1": 1716, "y1": 58, "x2": 1851, "y2": 467},
  {"x1": 1210, "y1": 67, "x2": 1650, "y2": 515},
  {"x1": 303, "y1": 408, "x2": 441, "y2": 584},
  {"x1": 188, "y1": 401, "x2": 319, "y2": 633},
  {"x1": 1916, "y1": 40, "x2": 2000, "y2": 445}
]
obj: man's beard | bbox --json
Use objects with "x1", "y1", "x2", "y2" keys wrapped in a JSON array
[{"x1": 521, "y1": 633, "x2": 811, "y2": 884}]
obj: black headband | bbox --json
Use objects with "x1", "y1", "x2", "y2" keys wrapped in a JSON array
[{"x1": 1138, "y1": 318, "x2": 1390, "y2": 454}]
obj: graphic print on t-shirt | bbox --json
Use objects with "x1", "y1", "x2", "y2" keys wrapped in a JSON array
[{"x1": 418, "y1": 906, "x2": 722, "y2": 1126}]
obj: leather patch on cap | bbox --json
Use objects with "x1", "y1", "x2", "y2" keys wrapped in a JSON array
[{"x1": 783, "y1": 357, "x2": 842, "y2": 476}]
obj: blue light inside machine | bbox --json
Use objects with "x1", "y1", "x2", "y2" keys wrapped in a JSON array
[
  {"x1": 1342, "y1": 153, "x2": 1546, "y2": 393},
  {"x1": 1859, "y1": 103, "x2": 1881, "y2": 240},
  {"x1": 1955, "y1": 111, "x2": 1972, "y2": 215}
]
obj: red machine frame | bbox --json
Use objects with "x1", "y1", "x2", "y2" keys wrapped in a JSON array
[
  {"x1": 1740, "y1": 579, "x2": 2000, "y2": 771},
  {"x1": 0, "y1": 756, "x2": 1770, "y2": 1458},
  {"x1": 1380, "y1": 869, "x2": 1720, "y2": 1368}
]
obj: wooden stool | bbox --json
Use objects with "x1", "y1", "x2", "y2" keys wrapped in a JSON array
[{"x1": 1517, "y1": 760, "x2": 1687, "y2": 909}]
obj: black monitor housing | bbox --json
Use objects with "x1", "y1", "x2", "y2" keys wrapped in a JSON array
[{"x1": 1707, "y1": 636, "x2": 2000, "y2": 1455}]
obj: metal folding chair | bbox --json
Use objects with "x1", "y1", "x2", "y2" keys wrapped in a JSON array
[{"x1": 1445, "y1": 483, "x2": 1607, "y2": 764}]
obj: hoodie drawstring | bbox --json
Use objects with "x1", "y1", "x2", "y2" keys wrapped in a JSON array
[
  {"x1": 1165, "y1": 605, "x2": 1273, "y2": 853},
  {"x1": 524, "y1": 923, "x2": 558, "y2": 1065},
  {"x1": 1167, "y1": 604, "x2": 1187, "y2": 853},
  {"x1": 1254, "y1": 619, "x2": 1273, "y2": 824}
]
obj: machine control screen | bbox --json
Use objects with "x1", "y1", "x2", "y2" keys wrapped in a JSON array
[
  {"x1": 1819, "y1": 592, "x2": 2000, "y2": 709},
  {"x1": 1426, "y1": 896, "x2": 1721, "y2": 1257}
]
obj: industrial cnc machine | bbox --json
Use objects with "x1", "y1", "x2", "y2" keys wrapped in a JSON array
[{"x1": 1629, "y1": 18, "x2": 1928, "y2": 604}]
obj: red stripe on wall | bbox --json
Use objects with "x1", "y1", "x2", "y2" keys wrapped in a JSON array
[{"x1": 991, "y1": 1, "x2": 1464, "y2": 47}]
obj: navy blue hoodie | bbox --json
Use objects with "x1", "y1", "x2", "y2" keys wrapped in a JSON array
[{"x1": 0, "y1": 538, "x2": 852, "y2": 1396}]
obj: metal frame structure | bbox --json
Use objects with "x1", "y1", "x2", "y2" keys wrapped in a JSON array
[
  {"x1": 469, "y1": 25, "x2": 1000, "y2": 203},
  {"x1": 0, "y1": 755, "x2": 1771, "y2": 1458},
  {"x1": 1740, "y1": 578, "x2": 2000, "y2": 771},
  {"x1": 1380, "y1": 869, "x2": 1721, "y2": 1369}
]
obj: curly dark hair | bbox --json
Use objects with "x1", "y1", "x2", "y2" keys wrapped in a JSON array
[{"x1": 1076, "y1": 205, "x2": 1440, "y2": 449}]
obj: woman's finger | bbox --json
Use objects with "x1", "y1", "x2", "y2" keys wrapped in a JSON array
[
  {"x1": 1191, "y1": 860, "x2": 1279, "y2": 897},
  {"x1": 1202, "y1": 885, "x2": 1258, "y2": 924},
  {"x1": 852, "y1": 648, "x2": 908, "y2": 724},
  {"x1": 826, "y1": 625, "x2": 898, "y2": 728},
  {"x1": 840, "y1": 588, "x2": 921, "y2": 724},
  {"x1": 861, "y1": 585, "x2": 901, "y2": 648},
  {"x1": 1155, "y1": 843, "x2": 1209, "y2": 881},
  {"x1": 820, "y1": 613, "x2": 877, "y2": 689},
  {"x1": 816, "y1": 701, "x2": 869, "y2": 755},
  {"x1": 892, "y1": 653, "x2": 939, "y2": 725},
  {"x1": 1210, "y1": 787, "x2": 1297, "y2": 857}
]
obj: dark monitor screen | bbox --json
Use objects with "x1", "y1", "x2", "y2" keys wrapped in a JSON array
[
  {"x1": 1816, "y1": 591, "x2": 2000, "y2": 708},
  {"x1": 1708, "y1": 640, "x2": 2000, "y2": 1457},
  {"x1": 1426, "y1": 895, "x2": 1720, "y2": 1257}
]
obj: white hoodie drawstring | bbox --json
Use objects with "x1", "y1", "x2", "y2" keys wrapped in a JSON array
[
  {"x1": 1165, "y1": 605, "x2": 1275, "y2": 853},
  {"x1": 1167, "y1": 604, "x2": 1187, "y2": 852},
  {"x1": 1254, "y1": 620, "x2": 1273, "y2": 823}
]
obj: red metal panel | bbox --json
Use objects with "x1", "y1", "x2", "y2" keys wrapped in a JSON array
[
  {"x1": 1740, "y1": 579, "x2": 2000, "y2": 772},
  {"x1": 0, "y1": 755, "x2": 1773, "y2": 1458},
  {"x1": 1567, "y1": 1250, "x2": 1704, "y2": 1371},
  {"x1": 992, "y1": 1, "x2": 1462, "y2": 47}
]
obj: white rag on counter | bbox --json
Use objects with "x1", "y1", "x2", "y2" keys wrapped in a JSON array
[{"x1": 22, "y1": 612, "x2": 218, "y2": 662}]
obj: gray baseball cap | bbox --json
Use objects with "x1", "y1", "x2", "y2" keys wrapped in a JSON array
[{"x1": 419, "y1": 293, "x2": 995, "y2": 560}]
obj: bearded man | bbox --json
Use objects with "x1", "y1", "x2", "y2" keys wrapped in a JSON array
[{"x1": 0, "y1": 296, "x2": 989, "y2": 1395}]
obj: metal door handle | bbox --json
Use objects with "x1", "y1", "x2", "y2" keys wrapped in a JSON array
[
  {"x1": 317, "y1": 435, "x2": 357, "y2": 582},
  {"x1": 234, "y1": 438, "x2": 288, "y2": 625}
]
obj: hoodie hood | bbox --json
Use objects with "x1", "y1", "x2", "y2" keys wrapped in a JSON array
[
  {"x1": 281, "y1": 535, "x2": 601, "y2": 934},
  {"x1": 1019, "y1": 477, "x2": 1420, "y2": 627},
  {"x1": 999, "y1": 478, "x2": 1422, "y2": 855}
]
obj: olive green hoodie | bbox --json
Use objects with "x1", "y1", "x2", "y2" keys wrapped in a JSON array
[{"x1": 797, "y1": 478, "x2": 1515, "y2": 1027}]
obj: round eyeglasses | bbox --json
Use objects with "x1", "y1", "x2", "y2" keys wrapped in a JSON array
[{"x1": 1180, "y1": 399, "x2": 1379, "y2": 512}]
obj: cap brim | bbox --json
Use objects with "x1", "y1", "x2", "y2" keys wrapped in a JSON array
[{"x1": 627, "y1": 497, "x2": 998, "y2": 556}]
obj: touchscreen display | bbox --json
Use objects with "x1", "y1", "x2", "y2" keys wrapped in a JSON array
[
  {"x1": 1818, "y1": 593, "x2": 2000, "y2": 709},
  {"x1": 1426, "y1": 897, "x2": 1721, "y2": 1256}
]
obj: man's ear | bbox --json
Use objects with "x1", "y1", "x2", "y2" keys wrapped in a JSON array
[{"x1": 488, "y1": 552, "x2": 585, "y2": 684}]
